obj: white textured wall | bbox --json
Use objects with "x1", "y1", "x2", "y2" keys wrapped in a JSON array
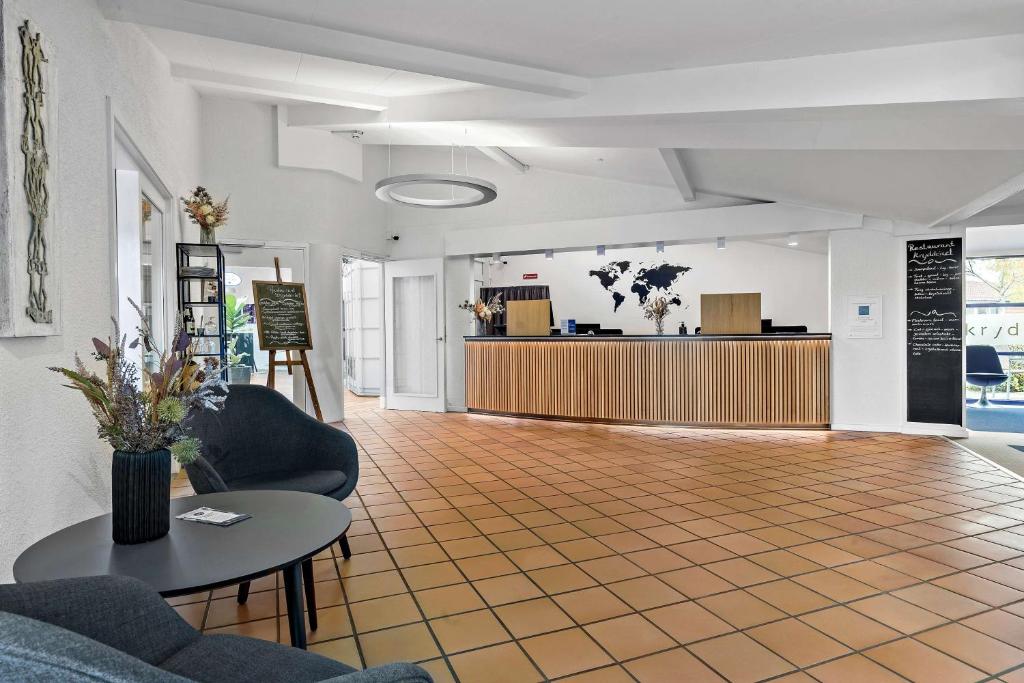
[
  {"x1": 444, "y1": 255, "x2": 476, "y2": 411},
  {"x1": 828, "y1": 229, "x2": 905, "y2": 432},
  {"x1": 200, "y1": 98, "x2": 387, "y2": 255},
  {"x1": 0, "y1": 0, "x2": 201, "y2": 579},
  {"x1": 308, "y1": 244, "x2": 345, "y2": 422},
  {"x1": 828, "y1": 225, "x2": 966, "y2": 435},
  {"x1": 489, "y1": 242, "x2": 829, "y2": 335},
  {"x1": 199, "y1": 98, "x2": 390, "y2": 420}
]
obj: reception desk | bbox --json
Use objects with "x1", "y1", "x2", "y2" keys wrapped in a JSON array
[{"x1": 465, "y1": 334, "x2": 830, "y2": 428}]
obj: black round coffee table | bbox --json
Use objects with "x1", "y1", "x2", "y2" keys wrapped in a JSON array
[{"x1": 13, "y1": 490, "x2": 351, "y2": 649}]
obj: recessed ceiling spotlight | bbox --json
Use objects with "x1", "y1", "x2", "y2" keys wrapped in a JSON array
[
  {"x1": 786, "y1": 233, "x2": 800, "y2": 247},
  {"x1": 716, "y1": 236, "x2": 726, "y2": 250},
  {"x1": 545, "y1": 249, "x2": 554, "y2": 260},
  {"x1": 596, "y1": 157, "x2": 604, "y2": 163},
  {"x1": 656, "y1": 241, "x2": 665, "y2": 254},
  {"x1": 596, "y1": 245, "x2": 606, "y2": 256}
]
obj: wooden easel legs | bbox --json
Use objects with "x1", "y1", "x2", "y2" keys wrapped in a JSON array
[{"x1": 267, "y1": 349, "x2": 324, "y2": 421}]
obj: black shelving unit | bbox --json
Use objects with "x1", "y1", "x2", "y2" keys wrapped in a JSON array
[{"x1": 176, "y1": 243, "x2": 227, "y2": 371}]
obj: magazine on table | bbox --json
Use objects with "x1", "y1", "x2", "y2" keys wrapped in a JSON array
[{"x1": 176, "y1": 507, "x2": 251, "y2": 526}]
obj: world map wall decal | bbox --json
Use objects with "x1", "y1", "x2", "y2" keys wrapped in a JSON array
[{"x1": 588, "y1": 261, "x2": 691, "y2": 312}]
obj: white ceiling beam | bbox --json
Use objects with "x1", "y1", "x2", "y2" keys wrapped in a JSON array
[
  {"x1": 966, "y1": 201, "x2": 1024, "y2": 228},
  {"x1": 98, "y1": 0, "x2": 590, "y2": 97},
  {"x1": 171, "y1": 65, "x2": 388, "y2": 110},
  {"x1": 286, "y1": 103, "x2": 386, "y2": 128},
  {"x1": 345, "y1": 33, "x2": 1024, "y2": 126},
  {"x1": 282, "y1": 107, "x2": 1024, "y2": 151},
  {"x1": 932, "y1": 170, "x2": 1024, "y2": 227},
  {"x1": 476, "y1": 147, "x2": 529, "y2": 174},
  {"x1": 659, "y1": 149, "x2": 696, "y2": 201}
]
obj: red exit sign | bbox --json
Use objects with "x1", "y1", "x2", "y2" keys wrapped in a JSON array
[{"x1": 522, "y1": 273, "x2": 539, "y2": 280}]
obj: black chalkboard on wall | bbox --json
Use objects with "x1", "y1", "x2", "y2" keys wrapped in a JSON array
[
  {"x1": 906, "y1": 238, "x2": 963, "y2": 425},
  {"x1": 252, "y1": 281, "x2": 313, "y2": 350}
]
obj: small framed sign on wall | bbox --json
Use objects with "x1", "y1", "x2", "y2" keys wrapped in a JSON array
[{"x1": 847, "y1": 295, "x2": 882, "y2": 338}]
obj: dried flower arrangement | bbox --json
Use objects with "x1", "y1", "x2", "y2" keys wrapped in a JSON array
[
  {"x1": 458, "y1": 293, "x2": 504, "y2": 323},
  {"x1": 642, "y1": 296, "x2": 673, "y2": 335},
  {"x1": 50, "y1": 300, "x2": 228, "y2": 464},
  {"x1": 181, "y1": 186, "x2": 229, "y2": 243}
]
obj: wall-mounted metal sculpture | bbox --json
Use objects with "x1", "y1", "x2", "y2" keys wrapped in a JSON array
[
  {"x1": 1, "y1": 9, "x2": 60, "y2": 338},
  {"x1": 19, "y1": 20, "x2": 50, "y2": 324}
]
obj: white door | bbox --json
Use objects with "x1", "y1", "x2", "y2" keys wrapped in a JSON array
[{"x1": 384, "y1": 258, "x2": 445, "y2": 412}]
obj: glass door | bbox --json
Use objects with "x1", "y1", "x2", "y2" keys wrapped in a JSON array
[{"x1": 383, "y1": 258, "x2": 446, "y2": 412}]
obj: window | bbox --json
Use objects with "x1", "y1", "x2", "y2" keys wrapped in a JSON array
[{"x1": 966, "y1": 255, "x2": 1024, "y2": 396}]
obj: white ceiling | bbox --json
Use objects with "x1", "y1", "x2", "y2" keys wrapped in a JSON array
[
  {"x1": 509, "y1": 148, "x2": 675, "y2": 188},
  {"x1": 121, "y1": 0, "x2": 1024, "y2": 228},
  {"x1": 183, "y1": 0, "x2": 1024, "y2": 77},
  {"x1": 142, "y1": 27, "x2": 479, "y2": 97},
  {"x1": 680, "y1": 150, "x2": 1024, "y2": 225}
]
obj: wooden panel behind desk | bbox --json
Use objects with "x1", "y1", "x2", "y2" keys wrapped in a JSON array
[
  {"x1": 465, "y1": 335, "x2": 830, "y2": 428},
  {"x1": 506, "y1": 299, "x2": 551, "y2": 336},
  {"x1": 701, "y1": 293, "x2": 761, "y2": 335}
]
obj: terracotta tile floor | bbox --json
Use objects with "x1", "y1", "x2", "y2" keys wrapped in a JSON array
[{"x1": 170, "y1": 396, "x2": 1024, "y2": 682}]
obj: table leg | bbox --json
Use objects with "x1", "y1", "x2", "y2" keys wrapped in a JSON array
[
  {"x1": 339, "y1": 533, "x2": 352, "y2": 559},
  {"x1": 282, "y1": 563, "x2": 307, "y2": 649},
  {"x1": 236, "y1": 581, "x2": 250, "y2": 604},
  {"x1": 301, "y1": 558, "x2": 318, "y2": 631}
]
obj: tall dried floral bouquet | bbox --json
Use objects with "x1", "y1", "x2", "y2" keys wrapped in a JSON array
[
  {"x1": 181, "y1": 186, "x2": 229, "y2": 242},
  {"x1": 458, "y1": 293, "x2": 504, "y2": 323},
  {"x1": 50, "y1": 300, "x2": 227, "y2": 464},
  {"x1": 642, "y1": 296, "x2": 673, "y2": 334}
]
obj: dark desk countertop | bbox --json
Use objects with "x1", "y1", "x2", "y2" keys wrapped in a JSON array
[{"x1": 464, "y1": 333, "x2": 831, "y2": 342}]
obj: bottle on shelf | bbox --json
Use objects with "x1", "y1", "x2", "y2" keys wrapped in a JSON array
[{"x1": 183, "y1": 307, "x2": 196, "y2": 335}]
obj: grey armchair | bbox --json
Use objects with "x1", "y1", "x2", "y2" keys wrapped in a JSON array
[
  {"x1": 183, "y1": 384, "x2": 360, "y2": 620},
  {"x1": 0, "y1": 575, "x2": 431, "y2": 683}
]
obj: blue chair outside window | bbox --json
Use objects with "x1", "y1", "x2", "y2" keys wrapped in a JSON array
[{"x1": 966, "y1": 345, "x2": 1008, "y2": 407}]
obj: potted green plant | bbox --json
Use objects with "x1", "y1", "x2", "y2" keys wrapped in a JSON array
[
  {"x1": 50, "y1": 300, "x2": 227, "y2": 544},
  {"x1": 227, "y1": 337, "x2": 251, "y2": 384},
  {"x1": 224, "y1": 293, "x2": 252, "y2": 385},
  {"x1": 224, "y1": 292, "x2": 248, "y2": 336}
]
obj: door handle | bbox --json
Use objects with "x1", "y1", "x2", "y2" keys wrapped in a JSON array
[{"x1": 436, "y1": 337, "x2": 444, "y2": 342}]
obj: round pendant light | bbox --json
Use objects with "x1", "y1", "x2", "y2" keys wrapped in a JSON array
[{"x1": 375, "y1": 173, "x2": 497, "y2": 209}]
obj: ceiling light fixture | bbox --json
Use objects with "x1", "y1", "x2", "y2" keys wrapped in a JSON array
[
  {"x1": 596, "y1": 245, "x2": 606, "y2": 256},
  {"x1": 491, "y1": 253, "x2": 501, "y2": 264},
  {"x1": 716, "y1": 236, "x2": 726, "y2": 250},
  {"x1": 375, "y1": 174, "x2": 497, "y2": 209},
  {"x1": 545, "y1": 249, "x2": 554, "y2": 260},
  {"x1": 376, "y1": 133, "x2": 497, "y2": 209},
  {"x1": 656, "y1": 241, "x2": 665, "y2": 254},
  {"x1": 786, "y1": 233, "x2": 800, "y2": 247}
]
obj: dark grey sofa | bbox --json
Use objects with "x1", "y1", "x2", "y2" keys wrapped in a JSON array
[{"x1": 0, "y1": 576, "x2": 431, "y2": 682}]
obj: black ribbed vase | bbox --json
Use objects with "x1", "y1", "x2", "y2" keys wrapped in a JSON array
[{"x1": 111, "y1": 449, "x2": 172, "y2": 545}]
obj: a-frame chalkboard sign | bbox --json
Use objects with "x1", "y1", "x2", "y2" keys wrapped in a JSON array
[{"x1": 252, "y1": 259, "x2": 323, "y2": 421}]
